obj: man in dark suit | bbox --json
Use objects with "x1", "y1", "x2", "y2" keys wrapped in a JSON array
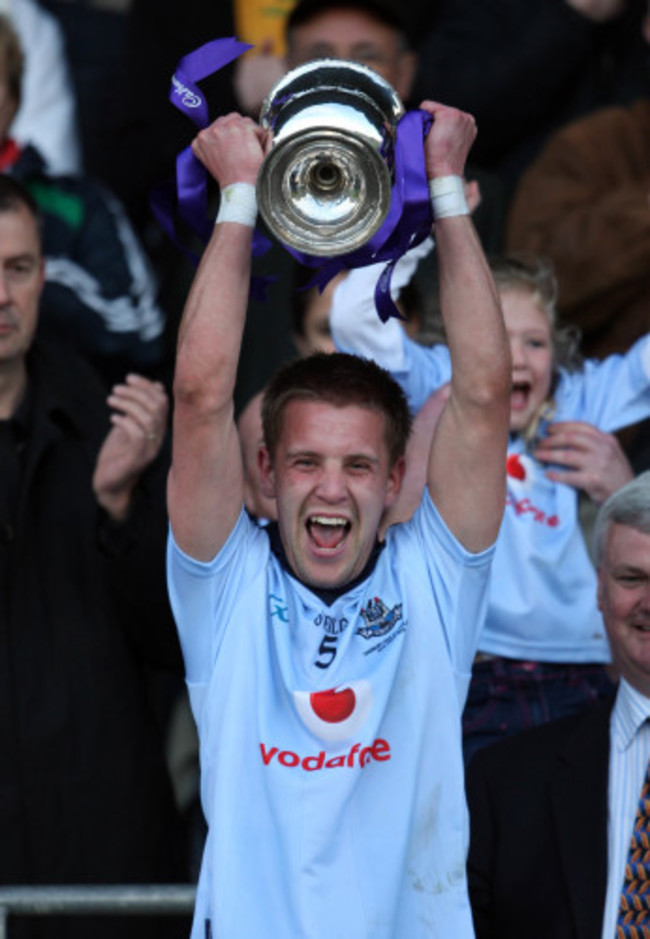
[
  {"x1": 467, "y1": 470, "x2": 650, "y2": 939},
  {"x1": 0, "y1": 173, "x2": 188, "y2": 939}
]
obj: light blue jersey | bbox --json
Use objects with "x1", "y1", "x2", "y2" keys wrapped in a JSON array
[
  {"x1": 331, "y1": 259, "x2": 650, "y2": 663},
  {"x1": 168, "y1": 491, "x2": 494, "y2": 938}
]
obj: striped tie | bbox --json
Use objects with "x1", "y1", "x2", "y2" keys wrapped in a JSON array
[{"x1": 617, "y1": 762, "x2": 650, "y2": 938}]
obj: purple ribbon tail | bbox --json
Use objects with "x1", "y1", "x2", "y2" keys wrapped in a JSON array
[
  {"x1": 175, "y1": 146, "x2": 212, "y2": 243},
  {"x1": 374, "y1": 261, "x2": 407, "y2": 323},
  {"x1": 252, "y1": 230, "x2": 272, "y2": 256},
  {"x1": 170, "y1": 38, "x2": 253, "y2": 126},
  {"x1": 152, "y1": 36, "x2": 275, "y2": 275},
  {"x1": 249, "y1": 274, "x2": 278, "y2": 303},
  {"x1": 150, "y1": 179, "x2": 201, "y2": 267}
]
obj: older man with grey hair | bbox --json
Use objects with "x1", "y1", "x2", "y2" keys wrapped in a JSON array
[{"x1": 466, "y1": 471, "x2": 650, "y2": 939}]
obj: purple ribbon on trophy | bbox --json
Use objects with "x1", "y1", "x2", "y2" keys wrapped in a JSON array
[
  {"x1": 150, "y1": 36, "x2": 274, "y2": 300},
  {"x1": 151, "y1": 37, "x2": 248, "y2": 255},
  {"x1": 153, "y1": 37, "x2": 434, "y2": 319}
]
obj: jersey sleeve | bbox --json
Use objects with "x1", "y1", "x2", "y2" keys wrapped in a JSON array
[
  {"x1": 396, "y1": 490, "x2": 495, "y2": 685},
  {"x1": 166, "y1": 510, "x2": 267, "y2": 713},
  {"x1": 558, "y1": 334, "x2": 650, "y2": 431},
  {"x1": 329, "y1": 240, "x2": 452, "y2": 414}
]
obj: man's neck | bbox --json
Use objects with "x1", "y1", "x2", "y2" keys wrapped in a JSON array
[{"x1": 266, "y1": 521, "x2": 384, "y2": 606}]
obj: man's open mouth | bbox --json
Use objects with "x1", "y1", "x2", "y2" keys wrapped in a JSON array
[{"x1": 307, "y1": 515, "x2": 351, "y2": 550}]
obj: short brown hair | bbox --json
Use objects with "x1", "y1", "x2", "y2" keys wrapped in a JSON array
[
  {"x1": 261, "y1": 351, "x2": 412, "y2": 466},
  {"x1": 0, "y1": 174, "x2": 43, "y2": 247}
]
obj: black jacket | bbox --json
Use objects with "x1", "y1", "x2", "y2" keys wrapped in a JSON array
[
  {"x1": 0, "y1": 342, "x2": 187, "y2": 937},
  {"x1": 466, "y1": 697, "x2": 614, "y2": 939}
]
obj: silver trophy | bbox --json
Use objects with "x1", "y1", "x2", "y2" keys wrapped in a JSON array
[{"x1": 257, "y1": 59, "x2": 404, "y2": 257}]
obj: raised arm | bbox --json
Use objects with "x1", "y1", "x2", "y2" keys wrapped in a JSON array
[
  {"x1": 423, "y1": 101, "x2": 511, "y2": 552},
  {"x1": 167, "y1": 114, "x2": 266, "y2": 560}
]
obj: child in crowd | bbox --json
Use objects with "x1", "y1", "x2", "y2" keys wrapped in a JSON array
[{"x1": 331, "y1": 249, "x2": 646, "y2": 760}]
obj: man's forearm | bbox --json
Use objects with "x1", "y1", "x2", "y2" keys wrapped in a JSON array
[
  {"x1": 174, "y1": 219, "x2": 254, "y2": 413},
  {"x1": 435, "y1": 215, "x2": 510, "y2": 403},
  {"x1": 168, "y1": 115, "x2": 265, "y2": 561},
  {"x1": 425, "y1": 209, "x2": 510, "y2": 551}
]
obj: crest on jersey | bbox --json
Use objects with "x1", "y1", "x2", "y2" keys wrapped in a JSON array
[{"x1": 357, "y1": 596, "x2": 402, "y2": 640}]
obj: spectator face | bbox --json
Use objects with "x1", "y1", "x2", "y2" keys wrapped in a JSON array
[
  {"x1": 500, "y1": 287, "x2": 554, "y2": 434},
  {"x1": 293, "y1": 274, "x2": 344, "y2": 357},
  {"x1": 287, "y1": 9, "x2": 416, "y2": 101},
  {"x1": 238, "y1": 392, "x2": 279, "y2": 522},
  {"x1": 293, "y1": 297, "x2": 336, "y2": 356},
  {"x1": 598, "y1": 523, "x2": 650, "y2": 696},
  {"x1": 0, "y1": 205, "x2": 44, "y2": 368},
  {"x1": 259, "y1": 398, "x2": 403, "y2": 588}
]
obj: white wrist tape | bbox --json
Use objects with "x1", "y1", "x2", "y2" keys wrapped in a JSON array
[
  {"x1": 215, "y1": 183, "x2": 257, "y2": 227},
  {"x1": 428, "y1": 175, "x2": 469, "y2": 219}
]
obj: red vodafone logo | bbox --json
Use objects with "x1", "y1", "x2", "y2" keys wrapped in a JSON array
[
  {"x1": 259, "y1": 738, "x2": 391, "y2": 771},
  {"x1": 294, "y1": 681, "x2": 372, "y2": 742}
]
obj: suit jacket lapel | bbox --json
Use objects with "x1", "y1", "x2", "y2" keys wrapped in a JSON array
[{"x1": 551, "y1": 699, "x2": 613, "y2": 939}]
